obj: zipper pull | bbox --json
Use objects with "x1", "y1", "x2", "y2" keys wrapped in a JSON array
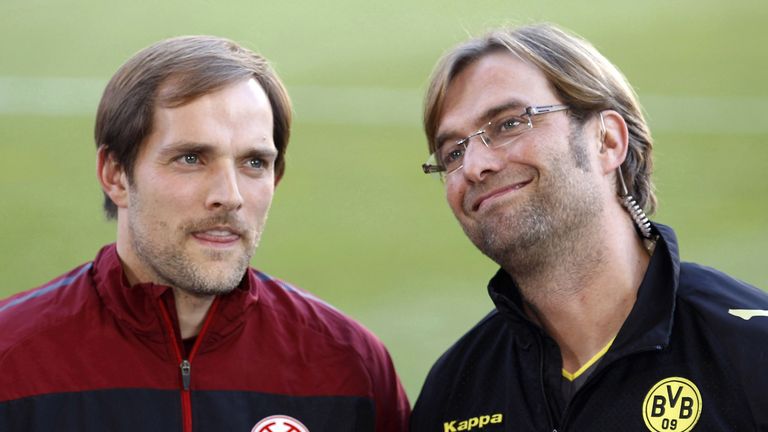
[{"x1": 180, "y1": 360, "x2": 191, "y2": 391}]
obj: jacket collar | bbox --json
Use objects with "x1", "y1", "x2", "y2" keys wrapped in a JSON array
[
  {"x1": 488, "y1": 222, "x2": 680, "y2": 355},
  {"x1": 91, "y1": 244, "x2": 261, "y2": 351},
  {"x1": 608, "y1": 222, "x2": 679, "y2": 357}
]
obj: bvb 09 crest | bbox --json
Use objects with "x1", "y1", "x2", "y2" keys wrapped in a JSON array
[
  {"x1": 251, "y1": 415, "x2": 310, "y2": 432},
  {"x1": 642, "y1": 377, "x2": 702, "y2": 432}
]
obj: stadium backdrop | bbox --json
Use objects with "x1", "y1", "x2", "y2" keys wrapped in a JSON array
[{"x1": 1, "y1": 0, "x2": 766, "y2": 398}]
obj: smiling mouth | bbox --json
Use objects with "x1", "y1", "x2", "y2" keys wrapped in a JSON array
[{"x1": 471, "y1": 179, "x2": 532, "y2": 212}]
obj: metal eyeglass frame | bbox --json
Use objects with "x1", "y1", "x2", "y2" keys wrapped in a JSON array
[{"x1": 422, "y1": 104, "x2": 570, "y2": 177}]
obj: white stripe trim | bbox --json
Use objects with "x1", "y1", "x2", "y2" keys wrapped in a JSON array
[{"x1": 728, "y1": 309, "x2": 768, "y2": 320}]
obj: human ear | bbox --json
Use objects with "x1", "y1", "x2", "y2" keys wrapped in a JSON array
[
  {"x1": 96, "y1": 146, "x2": 130, "y2": 209},
  {"x1": 598, "y1": 111, "x2": 652, "y2": 238},
  {"x1": 597, "y1": 110, "x2": 629, "y2": 174}
]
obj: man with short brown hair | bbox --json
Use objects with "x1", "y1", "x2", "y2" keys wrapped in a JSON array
[{"x1": 0, "y1": 36, "x2": 409, "y2": 432}]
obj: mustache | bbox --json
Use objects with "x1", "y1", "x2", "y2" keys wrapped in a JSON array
[{"x1": 182, "y1": 214, "x2": 251, "y2": 237}]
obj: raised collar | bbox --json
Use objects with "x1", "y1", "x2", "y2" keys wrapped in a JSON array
[
  {"x1": 608, "y1": 222, "x2": 679, "y2": 358},
  {"x1": 488, "y1": 222, "x2": 680, "y2": 355},
  {"x1": 91, "y1": 244, "x2": 261, "y2": 351}
]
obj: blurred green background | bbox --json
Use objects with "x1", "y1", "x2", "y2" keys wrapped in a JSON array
[{"x1": 1, "y1": 0, "x2": 766, "y2": 400}]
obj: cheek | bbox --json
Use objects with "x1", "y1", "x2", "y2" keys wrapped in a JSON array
[
  {"x1": 444, "y1": 181, "x2": 465, "y2": 216},
  {"x1": 151, "y1": 184, "x2": 196, "y2": 211},
  {"x1": 244, "y1": 181, "x2": 275, "y2": 214}
]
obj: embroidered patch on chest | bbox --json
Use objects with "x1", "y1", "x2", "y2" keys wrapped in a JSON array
[
  {"x1": 252, "y1": 415, "x2": 310, "y2": 432},
  {"x1": 642, "y1": 377, "x2": 702, "y2": 432}
]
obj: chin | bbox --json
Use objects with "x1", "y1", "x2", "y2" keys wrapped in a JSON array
[
  {"x1": 180, "y1": 284, "x2": 238, "y2": 298},
  {"x1": 171, "y1": 256, "x2": 251, "y2": 296}
]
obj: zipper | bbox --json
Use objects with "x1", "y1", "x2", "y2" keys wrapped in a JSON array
[
  {"x1": 158, "y1": 297, "x2": 221, "y2": 432},
  {"x1": 537, "y1": 332, "x2": 557, "y2": 432},
  {"x1": 558, "y1": 344, "x2": 664, "y2": 429},
  {"x1": 181, "y1": 360, "x2": 191, "y2": 391}
]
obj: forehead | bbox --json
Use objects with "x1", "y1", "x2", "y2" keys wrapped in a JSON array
[
  {"x1": 438, "y1": 51, "x2": 557, "y2": 132},
  {"x1": 147, "y1": 78, "x2": 274, "y2": 149},
  {"x1": 156, "y1": 78, "x2": 272, "y2": 122}
]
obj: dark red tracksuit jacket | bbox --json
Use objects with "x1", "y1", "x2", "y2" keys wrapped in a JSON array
[{"x1": 0, "y1": 244, "x2": 410, "y2": 431}]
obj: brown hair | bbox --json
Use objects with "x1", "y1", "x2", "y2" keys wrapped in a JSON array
[
  {"x1": 424, "y1": 23, "x2": 656, "y2": 213},
  {"x1": 95, "y1": 35, "x2": 292, "y2": 218}
]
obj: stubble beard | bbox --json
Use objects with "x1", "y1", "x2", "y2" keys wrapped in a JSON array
[
  {"x1": 129, "y1": 206, "x2": 262, "y2": 297},
  {"x1": 462, "y1": 129, "x2": 604, "y2": 282}
]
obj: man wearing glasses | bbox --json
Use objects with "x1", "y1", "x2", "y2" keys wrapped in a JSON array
[{"x1": 411, "y1": 23, "x2": 768, "y2": 431}]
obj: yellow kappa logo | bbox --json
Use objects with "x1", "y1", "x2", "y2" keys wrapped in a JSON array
[
  {"x1": 642, "y1": 377, "x2": 702, "y2": 432},
  {"x1": 443, "y1": 413, "x2": 502, "y2": 431}
]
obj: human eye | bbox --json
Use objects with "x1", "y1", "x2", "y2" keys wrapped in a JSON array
[
  {"x1": 498, "y1": 116, "x2": 525, "y2": 133},
  {"x1": 441, "y1": 143, "x2": 465, "y2": 166},
  {"x1": 247, "y1": 158, "x2": 265, "y2": 169},
  {"x1": 244, "y1": 154, "x2": 275, "y2": 174},
  {"x1": 177, "y1": 153, "x2": 200, "y2": 165}
]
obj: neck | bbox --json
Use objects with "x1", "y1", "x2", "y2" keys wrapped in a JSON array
[
  {"x1": 506, "y1": 214, "x2": 650, "y2": 373},
  {"x1": 116, "y1": 239, "x2": 215, "y2": 340},
  {"x1": 173, "y1": 289, "x2": 215, "y2": 340}
]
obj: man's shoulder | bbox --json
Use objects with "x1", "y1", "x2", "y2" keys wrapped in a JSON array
[
  {"x1": 677, "y1": 261, "x2": 768, "y2": 329},
  {"x1": 675, "y1": 261, "x2": 768, "y2": 357},
  {"x1": 246, "y1": 268, "x2": 411, "y2": 423},
  {"x1": 674, "y1": 262, "x2": 768, "y2": 420},
  {"x1": 248, "y1": 269, "x2": 390, "y2": 360},
  {"x1": 0, "y1": 262, "x2": 95, "y2": 357}
]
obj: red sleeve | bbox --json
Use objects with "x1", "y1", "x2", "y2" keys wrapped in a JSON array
[{"x1": 360, "y1": 329, "x2": 411, "y2": 431}]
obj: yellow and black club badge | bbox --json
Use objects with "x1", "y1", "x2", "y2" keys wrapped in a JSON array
[{"x1": 642, "y1": 377, "x2": 702, "y2": 432}]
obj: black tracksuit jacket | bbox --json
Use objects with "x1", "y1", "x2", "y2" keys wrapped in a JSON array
[{"x1": 411, "y1": 223, "x2": 768, "y2": 431}]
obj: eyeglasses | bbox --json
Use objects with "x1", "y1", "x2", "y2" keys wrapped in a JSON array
[{"x1": 422, "y1": 104, "x2": 570, "y2": 178}]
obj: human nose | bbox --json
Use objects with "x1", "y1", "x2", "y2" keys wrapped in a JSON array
[
  {"x1": 205, "y1": 163, "x2": 243, "y2": 211},
  {"x1": 460, "y1": 134, "x2": 503, "y2": 183}
]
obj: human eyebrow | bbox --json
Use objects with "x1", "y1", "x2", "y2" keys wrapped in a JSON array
[
  {"x1": 478, "y1": 100, "x2": 528, "y2": 123},
  {"x1": 241, "y1": 146, "x2": 278, "y2": 162},
  {"x1": 158, "y1": 141, "x2": 216, "y2": 160},
  {"x1": 434, "y1": 131, "x2": 461, "y2": 150},
  {"x1": 434, "y1": 100, "x2": 529, "y2": 148}
]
